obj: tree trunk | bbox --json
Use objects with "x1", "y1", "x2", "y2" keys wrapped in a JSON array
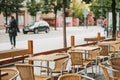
[
  {"x1": 16, "y1": 10, "x2": 19, "y2": 27},
  {"x1": 54, "y1": 9, "x2": 57, "y2": 30},
  {"x1": 112, "y1": 0, "x2": 116, "y2": 38},
  {"x1": 63, "y1": 0, "x2": 67, "y2": 47}
]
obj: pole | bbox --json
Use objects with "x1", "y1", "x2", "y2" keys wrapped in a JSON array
[
  {"x1": 63, "y1": 0, "x2": 67, "y2": 47},
  {"x1": 71, "y1": 35, "x2": 75, "y2": 47},
  {"x1": 112, "y1": 0, "x2": 116, "y2": 38}
]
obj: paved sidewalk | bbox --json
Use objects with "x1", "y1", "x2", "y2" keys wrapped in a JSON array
[{"x1": 0, "y1": 26, "x2": 106, "y2": 52}]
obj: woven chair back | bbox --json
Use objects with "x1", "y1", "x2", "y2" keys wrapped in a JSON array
[
  {"x1": 112, "y1": 43, "x2": 120, "y2": 52},
  {"x1": 69, "y1": 52, "x2": 83, "y2": 66},
  {"x1": 110, "y1": 57, "x2": 120, "y2": 78},
  {"x1": 54, "y1": 58, "x2": 68, "y2": 71},
  {"x1": 88, "y1": 48, "x2": 100, "y2": 60},
  {"x1": 15, "y1": 64, "x2": 35, "y2": 80},
  {"x1": 58, "y1": 74, "x2": 82, "y2": 80},
  {"x1": 99, "y1": 45, "x2": 109, "y2": 56}
]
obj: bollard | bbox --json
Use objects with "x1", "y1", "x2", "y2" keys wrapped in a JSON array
[
  {"x1": 0, "y1": 69, "x2": 1, "y2": 80},
  {"x1": 71, "y1": 35, "x2": 75, "y2": 47},
  {"x1": 97, "y1": 32, "x2": 101, "y2": 41},
  {"x1": 116, "y1": 30, "x2": 119, "y2": 40},
  {"x1": 28, "y1": 40, "x2": 33, "y2": 64},
  {"x1": 28, "y1": 40, "x2": 33, "y2": 54}
]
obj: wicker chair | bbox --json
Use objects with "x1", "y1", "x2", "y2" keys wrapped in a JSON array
[
  {"x1": 112, "y1": 42, "x2": 120, "y2": 56},
  {"x1": 41, "y1": 53, "x2": 69, "y2": 79},
  {"x1": 1, "y1": 68, "x2": 19, "y2": 80},
  {"x1": 95, "y1": 45, "x2": 115, "y2": 73},
  {"x1": 99, "y1": 63, "x2": 120, "y2": 80},
  {"x1": 99, "y1": 63, "x2": 111, "y2": 80},
  {"x1": 15, "y1": 63, "x2": 50, "y2": 80},
  {"x1": 87, "y1": 47, "x2": 101, "y2": 73},
  {"x1": 98, "y1": 44, "x2": 115, "y2": 57},
  {"x1": 68, "y1": 51, "x2": 93, "y2": 74},
  {"x1": 97, "y1": 45, "x2": 115, "y2": 64},
  {"x1": 110, "y1": 57, "x2": 120, "y2": 79},
  {"x1": 58, "y1": 73, "x2": 95, "y2": 80}
]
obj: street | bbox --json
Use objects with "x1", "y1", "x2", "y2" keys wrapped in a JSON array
[{"x1": 0, "y1": 26, "x2": 105, "y2": 53}]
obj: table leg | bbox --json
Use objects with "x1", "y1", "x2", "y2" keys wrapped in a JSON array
[
  {"x1": 46, "y1": 61, "x2": 49, "y2": 76},
  {"x1": 85, "y1": 51, "x2": 87, "y2": 59},
  {"x1": 0, "y1": 69, "x2": 1, "y2": 80}
]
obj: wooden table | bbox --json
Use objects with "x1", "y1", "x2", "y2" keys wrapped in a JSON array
[
  {"x1": 69, "y1": 46, "x2": 100, "y2": 59},
  {"x1": 97, "y1": 41, "x2": 120, "y2": 52},
  {"x1": 70, "y1": 46, "x2": 100, "y2": 51},
  {"x1": 25, "y1": 53, "x2": 69, "y2": 75},
  {"x1": 97, "y1": 41, "x2": 120, "y2": 46}
]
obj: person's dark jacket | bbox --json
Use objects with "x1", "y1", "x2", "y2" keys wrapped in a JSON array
[{"x1": 9, "y1": 19, "x2": 20, "y2": 36}]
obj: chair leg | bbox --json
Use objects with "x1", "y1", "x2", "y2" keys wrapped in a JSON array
[
  {"x1": 84, "y1": 66, "x2": 87, "y2": 75},
  {"x1": 71, "y1": 66, "x2": 75, "y2": 73},
  {"x1": 50, "y1": 72, "x2": 53, "y2": 80},
  {"x1": 40, "y1": 61, "x2": 43, "y2": 75},
  {"x1": 96, "y1": 57, "x2": 99, "y2": 73},
  {"x1": 77, "y1": 66, "x2": 79, "y2": 73},
  {"x1": 97, "y1": 58, "x2": 101, "y2": 73},
  {"x1": 91, "y1": 61, "x2": 94, "y2": 73}
]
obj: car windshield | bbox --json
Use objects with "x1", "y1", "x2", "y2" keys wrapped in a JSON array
[
  {"x1": 27, "y1": 22, "x2": 34, "y2": 27},
  {"x1": 34, "y1": 22, "x2": 40, "y2": 26}
]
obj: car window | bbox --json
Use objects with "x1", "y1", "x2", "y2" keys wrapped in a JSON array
[
  {"x1": 40, "y1": 21, "x2": 49, "y2": 26},
  {"x1": 28, "y1": 22, "x2": 34, "y2": 26},
  {"x1": 34, "y1": 22, "x2": 39, "y2": 26}
]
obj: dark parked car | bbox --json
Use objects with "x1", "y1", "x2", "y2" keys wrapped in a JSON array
[{"x1": 23, "y1": 21, "x2": 50, "y2": 34}]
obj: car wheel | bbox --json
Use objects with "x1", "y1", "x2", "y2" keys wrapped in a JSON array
[
  {"x1": 23, "y1": 31, "x2": 27, "y2": 34},
  {"x1": 34, "y1": 29, "x2": 39, "y2": 34},
  {"x1": 45, "y1": 28, "x2": 49, "y2": 33}
]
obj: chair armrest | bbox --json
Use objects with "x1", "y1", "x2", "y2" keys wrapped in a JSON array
[
  {"x1": 100, "y1": 63, "x2": 120, "y2": 79},
  {"x1": 80, "y1": 74, "x2": 95, "y2": 80},
  {"x1": 76, "y1": 72, "x2": 95, "y2": 80}
]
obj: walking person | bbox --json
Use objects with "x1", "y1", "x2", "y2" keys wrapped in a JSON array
[
  {"x1": 8, "y1": 16, "x2": 20, "y2": 49},
  {"x1": 102, "y1": 17, "x2": 107, "y2": 34}
]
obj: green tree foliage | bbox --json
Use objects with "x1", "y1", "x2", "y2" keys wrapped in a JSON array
[
  {"x1": 0, "y1": 0, "x2": 23, "y2": 15},
  {"x1": 70, "y1": 0, "x2": 89, "y2": 19},
  {"x1": 26, "y1": 0, "x2": 42, "y2": 17},
  {"x1": 41, "y1": 0, "x2": 52, "y2": 13},
  {"x1": 91, "y1": 0, "x2": 120, "y2": 38},
  {"x1": 91, "y1": 0, "x2": 112, "y2": 18},
  {"x1": 0, "y1": 0, "x2": 24, "y2": 24},
  {"x1": 91, "y1": 0, "x2": 120, "y2": 18},
  {"x1": 82, "y1": 0, "x2": 92, "y2": 4}
]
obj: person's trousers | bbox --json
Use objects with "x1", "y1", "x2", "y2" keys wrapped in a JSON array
[{"x1": 9, "y1": 35, "x2": 16, "y2": 47}]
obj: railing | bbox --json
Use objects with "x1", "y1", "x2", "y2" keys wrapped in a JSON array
[{"x1": 0, "y1": 40, "x2": 33, "y2": 66}]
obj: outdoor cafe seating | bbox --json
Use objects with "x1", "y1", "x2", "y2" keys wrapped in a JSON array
[
  {"x1": 0, "y1": 68, "x2": 19, "y2": 80},
  {"x1": 57, "y1": 73, "x2": 95, "y2": 80},
  {"x1": 24, "y1": 53, "x2": 69, "y2": 80},
  {"x1": 68, "y1": 51, "x2": 94, "y2": 74},
  {"x1": 110, "y1": 57, "x2": 120, "y2": 79},
  {"x1": 99, "y1": 58, "x2": 120, "y2": 80},
  {"x1": 68, "y1": 45, "x2": 102, "y2": 74},
  {"x1": 40, "y1": 53, "x2": 69, "y2": 79},
  {"x1": 15, "y1": 63, "x2": 51, "y2": 80},
  {"x1": 2, "y1": 37, "x2": 120, "y2": 80},
  {"x1": 111, "y1": 41, "x2": 120, "y2": 56}
]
